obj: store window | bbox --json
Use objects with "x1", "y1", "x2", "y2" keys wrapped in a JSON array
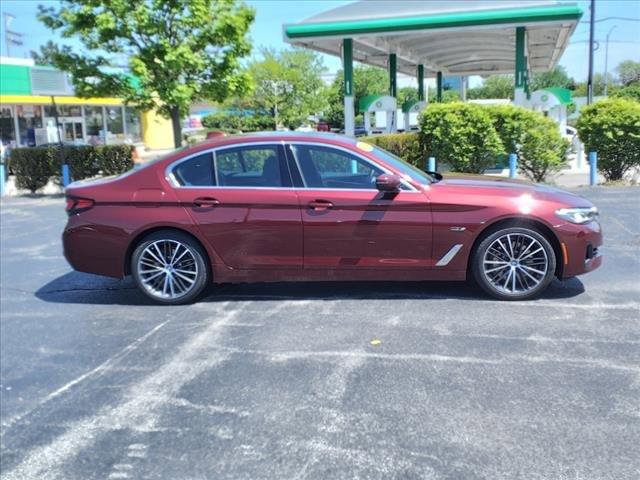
[
  {"x1": 16, "y1": 105, "x2": 43, "y2": 147},
  {"x1": 125, "y1": 107, "x2": 142, "y2": 143},
  {"x1": 105, "y1": 106, "x2": 124, "y2": 144},
  {"x1": 86, "y1": 106, "x2": 105, "y2": 145},
  {"x1": 0, "y1": 106, "x2": 15, "y2": 147},
  {"x1": 44, "y1": 105, "x2": 82, "y2": 118}
]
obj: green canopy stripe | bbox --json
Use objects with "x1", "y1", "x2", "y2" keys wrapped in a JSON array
[{"x1": 285, "y1": 5, "x2": 582, "y2": 39}]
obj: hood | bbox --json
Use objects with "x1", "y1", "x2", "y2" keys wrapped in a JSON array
[{"x1": 436, "y1": 174, "x2": 593, "y2": 207}]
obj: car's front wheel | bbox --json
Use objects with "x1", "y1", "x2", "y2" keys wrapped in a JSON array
[
  {"x1": 472, "y1": 226, "x2": 556, "y2": 301},
  {"x1": 131, "y1": 230, "x2": 210, "y2": 305}
]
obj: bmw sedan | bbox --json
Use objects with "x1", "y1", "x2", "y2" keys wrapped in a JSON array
[{"x1": 63, "y1": 133, "x2": 602, "y2": 304}]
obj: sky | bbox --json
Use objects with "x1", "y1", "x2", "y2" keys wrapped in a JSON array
[{"x1": 1, "y1": 0, "x2": 639, "y2": 89}]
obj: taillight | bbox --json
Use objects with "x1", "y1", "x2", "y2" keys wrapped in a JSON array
[{"x1": 66, "y1": 197, "x2": 94, "y2": 215}]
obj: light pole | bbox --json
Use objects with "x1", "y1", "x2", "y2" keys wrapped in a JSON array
[
  {"x1": 604, "y1": 25, "x2": 617, "y2": 97},
  {"x1": 587, "y1": 0, "x2": 596, "y2": 104}
]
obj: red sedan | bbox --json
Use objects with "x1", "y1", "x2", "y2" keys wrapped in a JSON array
[{"x1": 63, "y1": 133, "x2": 602, "y2": 304}]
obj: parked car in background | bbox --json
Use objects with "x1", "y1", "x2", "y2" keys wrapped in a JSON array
[{"x1": 63, "y1": 132, "x2": 602, "y2": 304}]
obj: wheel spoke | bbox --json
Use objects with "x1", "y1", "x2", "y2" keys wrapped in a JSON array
[
  {"x1": 518, "y1": 266, "x2": 541, "y2": 284},
  {"x1": 174, "y1": 271, "x2": 196, "y2": 284},
  {"x1": 507, "y1": 235, "x2": 515, "y2": 258},
  {"x1": 145, "y1": 248, "x2": 165, "y2": 266},
  {"x1": 520, "y1": 264, "x2": 546, "y2": 275},
  {"x1": 520, "y1": 247, "x2": 543, "y2": 261},
  {"x1": 485, "y1": 264, "x2": 509, "y2": 273}
]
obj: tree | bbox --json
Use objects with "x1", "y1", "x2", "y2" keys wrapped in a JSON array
[
  {"x1": 572, "y1": 73, "x2": 615, "y2": 97},
  {"x1": 467, "y1": 75, "x2": 514, "y2": 100},
  {"x1": 616, "y1": 60, "x2": 640, "y2": 86},
  {"x1": 530, "y1": 65, "x2": 574, "y2": 91},
  {"x1": 325, "y1": 65, "x2": 388, "y2": 128},
  {"x1": 397, "y1": 86, "x2": 418, "y2": 105},
  {"x1": 246, "y1": 48, "x2": 327, "y2": 129},
  {"x1": 38, "y1": 0, "x2": 255, "y2": 148},
  {"x1": 30, "y1": 40, "x2": 61, "y2": 66}
]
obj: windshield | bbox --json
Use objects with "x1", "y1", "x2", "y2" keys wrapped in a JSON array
[{"x1": 371, "y1": 146, "x2": 434, "y2": 185}]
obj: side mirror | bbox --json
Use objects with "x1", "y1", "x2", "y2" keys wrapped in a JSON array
[{"x1": 375, "y1": 173, "x2": 402, "y2": 192}]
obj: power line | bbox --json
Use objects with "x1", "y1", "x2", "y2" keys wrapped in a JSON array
[{"x1": 580, "y1": 16, "x2": 640, "y2": 23}]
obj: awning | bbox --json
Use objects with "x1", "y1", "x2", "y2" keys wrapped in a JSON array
[{"x1": 284, "y1": 0, "x2": 582, "y2": 77}]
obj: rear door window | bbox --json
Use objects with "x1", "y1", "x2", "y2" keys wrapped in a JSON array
[{"x1": 215, "y1": 145, "x2": 289, "y2": 187}]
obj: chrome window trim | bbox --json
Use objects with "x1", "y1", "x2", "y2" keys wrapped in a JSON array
[{"x1": 165, "y1": 140, "x2": 421, "y2": 193}]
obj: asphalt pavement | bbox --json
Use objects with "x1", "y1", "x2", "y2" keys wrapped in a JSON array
[{"x1": 1, "y1": 187, "x2": 639, "y2": 480}]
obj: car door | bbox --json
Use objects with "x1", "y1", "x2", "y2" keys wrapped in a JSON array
[
  {"x1": 287, "y1": 142, "x2": 432, "y2": 270},
  {"x1": 170, "y1": 144, "x2": 302, "y2": 269}
]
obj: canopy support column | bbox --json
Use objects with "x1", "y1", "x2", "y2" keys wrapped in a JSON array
[
  {"x1": 436, "y1": 72, "x2": 443, "y2": 102},
  {"x1": 461, "y1": 76, "x2": 467, "y2": 101},
  {"x1": 343, "y1": 38, "x2": 355, "y2": 137},
  {"x1": 417, "y1": 64, "x2": 425, "y2": 102},
  {"x1": 515, "y1": 26, "x2": 527, "y2": 106},
  {"x1": 388, "y1": 53, "x2": 397, "y2": 132}
]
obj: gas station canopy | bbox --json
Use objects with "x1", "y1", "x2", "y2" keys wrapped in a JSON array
[
  {"x1": 283, "y1": 0, "x2": 582, "y2": 136},
  {"x1": 284, "y1": 0, "x2": 582, "y2": 77}
]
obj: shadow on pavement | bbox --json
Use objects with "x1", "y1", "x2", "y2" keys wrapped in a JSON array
[{"x1": 35, "y1": 270, "x2": 586, "y2": 305}]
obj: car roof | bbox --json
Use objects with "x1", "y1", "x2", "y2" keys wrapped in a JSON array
[{"x1": 173, "y1": 131, "x2": 359, "y2": 158}]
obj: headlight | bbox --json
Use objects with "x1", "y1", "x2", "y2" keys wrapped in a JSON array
[{"x1": 555, "y1": 206, "x2": 599, "y2": 224}]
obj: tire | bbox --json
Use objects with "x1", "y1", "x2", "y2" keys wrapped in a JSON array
[
  {"x1": 471, "y1": 226, "x2": 556, "y2": 301},
  {"x1": 131, "y1": 230, "x2": 210, "y2": 305}
]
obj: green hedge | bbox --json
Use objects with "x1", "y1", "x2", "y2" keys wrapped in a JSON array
[
  {"x1": 576, "y1": 98, "x2": 640, "y2": 181},
  {"x1": 201, "y1": 111, "x2": 274, "y2": 133},
  {"x1": 419, "y1": 102, "x2": 503, "y2": 174},
  {"x1": 364, "y1": 104, "x2": 568, "y2": 182},
  {"x1": 361, "y1": 132, "x2": 423, "y2": 168},
  {"x1": 8, "y1": 144, "x2": 134, "y2": 193},
  {"x1": 485, "y1": 105, "x2": 568, "y2": 182}
]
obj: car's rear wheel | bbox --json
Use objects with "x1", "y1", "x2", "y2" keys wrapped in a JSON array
[
  {"x1": 131, "y1": 230, "x2": 209, "y2": 305},
  {"x1": 472, "y1": 226, "x2": 556, "y2": 301}
]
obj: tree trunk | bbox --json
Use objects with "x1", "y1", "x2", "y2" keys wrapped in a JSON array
[{"x1": 170, "y1": 106, "x2": 182, "y2": 149}]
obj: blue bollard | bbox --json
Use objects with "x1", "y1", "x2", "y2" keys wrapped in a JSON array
[
  {"x1": 508, "y1": 153, "x2": 517, "y2": 179},
  {"x1": 427, "y1": 156, "x2": 436, "y2": 172},
  {"x1": 62, "y1": 163, "x2": 71, "y2": 187},
  {"x1": 0, "y1": 163, "x2": 5, "y2": 197},
  {"x1": 589, "y1": 151, "x2": 598, "y2": 186}
]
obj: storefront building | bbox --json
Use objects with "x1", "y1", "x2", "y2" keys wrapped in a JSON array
[{"x1": 0, "y1": 57, "x2": 173, "y2": 150}]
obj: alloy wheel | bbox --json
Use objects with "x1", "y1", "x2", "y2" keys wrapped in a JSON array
[
  {"x1": 137, "y1": 240, "x2": 199, "y2": 300},
  {"x1": 481, "y1": 233, "x2": 549, "y2": 295}
]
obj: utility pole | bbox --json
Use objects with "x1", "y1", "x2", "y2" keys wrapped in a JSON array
[
  {"x1": 587, "y1": 0, "x2": 596, "y2": 104},
  {"x1": 3, "y1": 13, "x2": 23, "y2": 57},
  {"x1": 604, "y1": 25, "x2": 617, "y2": 97}
]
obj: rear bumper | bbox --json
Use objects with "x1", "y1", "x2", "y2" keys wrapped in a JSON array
[
  {"x1": 556, "y1": 220, "x2": 603, "y2": 278},
  {"x1": 63, "y1": 224, "x2": 127, "y2": 278}
]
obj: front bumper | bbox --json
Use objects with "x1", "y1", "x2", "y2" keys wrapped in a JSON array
[{"x1": 555, "y1": 220, "x2": 603, "y2": 278}]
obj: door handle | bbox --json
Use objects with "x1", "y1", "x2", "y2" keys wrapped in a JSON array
[
  {"x1": 308, "y1": 200, "x2": 333, "y2": 211},
  {"x1": 194, "y1": 197, "x2": 220, "y2": 207}
]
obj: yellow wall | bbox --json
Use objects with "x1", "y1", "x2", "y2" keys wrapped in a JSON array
[{"x1": 141, "y1": 109, "x2": 175, "y2": 150}]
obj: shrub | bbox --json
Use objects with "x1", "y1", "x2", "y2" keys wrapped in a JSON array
[
  {"x1": 576, "y1": 98, "x2": 640, "y2": 181},
  {"x1": 202, "y1": 111, "x2": 274, "y2": 132},
  {"x1": 486, "y1": 104, "x2": 568, "y2": 182},
  {"x1": 58, "y1": 146, "x2": 100, "y2": 180},
  {"x1": 9, "y1": 147, "x2": 55, "y2": 193},
  {"x1": 419, "y1": 102, "x2": 503, "y2": 173},
  {"x1": 361, "y1": 132, "x2": 423, "y2": 167},
  {"x1": 96, "y1": 145, "x2": 134, "y2": 176},
  {"x1": 9, "y1": 144, "x2": 134, "y2": 192}
]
